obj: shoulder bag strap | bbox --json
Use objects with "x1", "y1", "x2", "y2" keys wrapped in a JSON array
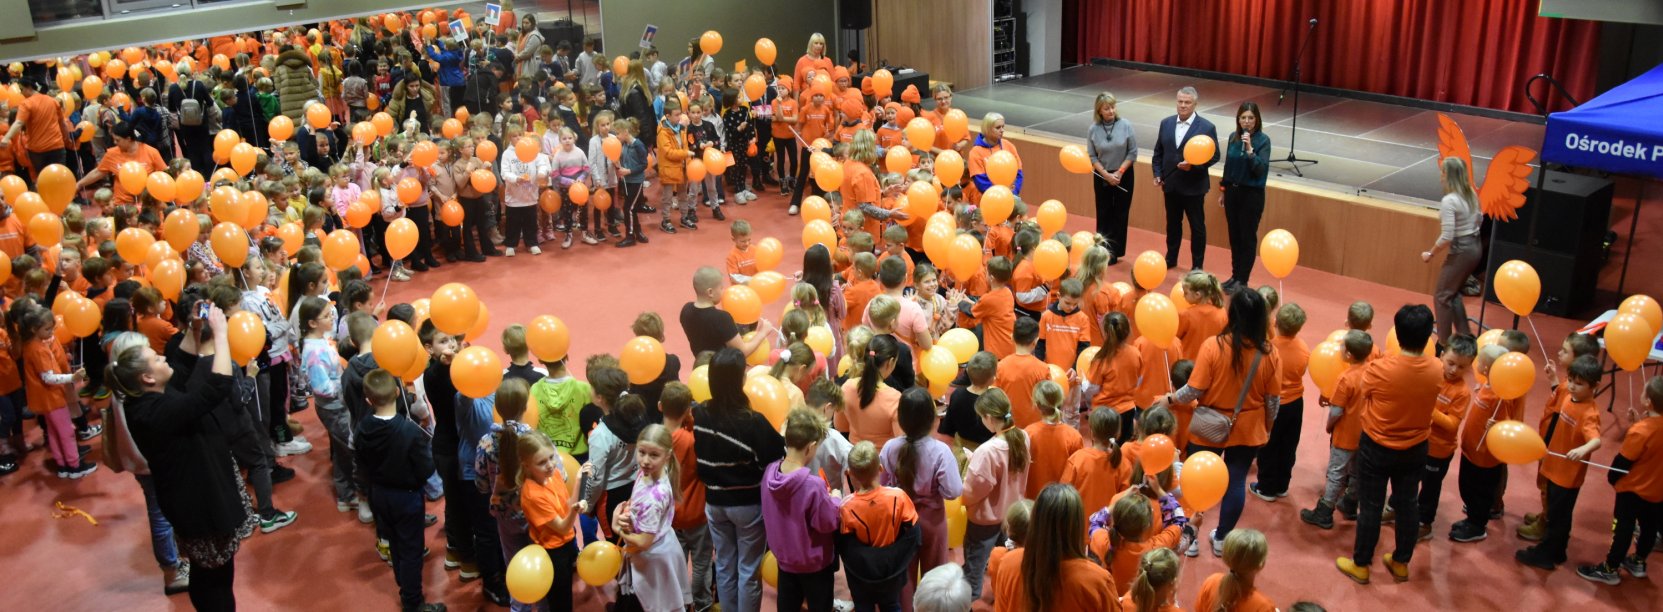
[{"x1": 1229, "y1": 349, "x2": 1264, "y2": 421}]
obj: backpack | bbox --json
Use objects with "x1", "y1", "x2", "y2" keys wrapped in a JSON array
[{"x1": 179, "y1": 81, "x2": 206, "y2": 126}]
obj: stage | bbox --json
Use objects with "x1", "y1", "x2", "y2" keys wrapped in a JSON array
[{"x1": 947, "y1": 64, "x2": 1547, "y2": 206}]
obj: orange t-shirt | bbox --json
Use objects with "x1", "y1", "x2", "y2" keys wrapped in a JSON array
[
  {"x1": 137, "y1": 314, "x2": 179, "y2": 354},
  {"x1": 1428, "y1": 377, "x2": 1472, "y2": 459},
  {"x1": 670, "y1": 425, "x2": 707, "y2": 530},
  {"x1": 1083, "y1": 282, "x2": 1123, "y2": 346},
  {"x1": 23, "y1": 338, "x2": 70, "y2": 411},
  {"x1": 1188, "y1": 338, "x2": 1281, "y2": 447},
  {"x1": 725, "y1": 246, "x2": 757, "y2": 280},
  {"x1": 973, "y1": 287, "x2": 1017, "y2": 359},
  {"x1": 17, "y1": 93, "x2": 68, "y2": 153},
  {"x1": 1038, "y1": 307, "x2": 1091, "y2": 371},
  {"x1": 1616, "y1": 415, "x2": 1663, "y2": 503},
  {"x1": 986, "y1": 225, "x2": 1014, "y2": 259},
  {"x1": 838, "y1": 380, "x2": 904, "y2": 445},
  {"x1": 0, "y1": 214, "x2": 25, "y2": 262},
  {"x1": 876, "y1": 251, "x2": 914, "y2": 288},
  {"x1": 771, "y1": 98, "x2": 799, "y2": 140},
  {"x1": 1011, "y1": 259, "x2": 1050, "y2": 312},
  {"x1": 1539, "y1": 394, "x2": 1601, "y2": 489},
  {"x1": 1271, "y1": 335, "x2": 1310, "y2": 404},
  {"x1": 1117, "y1": 593, "x2": 1181, "y2": 612},
  {"x1": 97, "y1": 144, "x2": 170, "y2": 205},
  {"x1": 1087, "y1": 344, "x2": 1143, "y2": 413},
  {"x1": 0, "y1": 328, "x2": 20, "y2": 395},
  {"x1": 1459, "y1": 386, "x2": 1524, "y2": 468},
  {"x1": 991, "y1": 550, "x2": 1120, "y2": 612},
  {"x1": 1329, "y1": 367, "x2": 1367, "y2": 451},
  {"x1": 996, "y1": 353, "x2": 1051, "y2": 428},
  {"x1": 952, "y1": 266, "x2": 992, "y2": 330},
  {"x1": 839, "y1": 486, "x2": 918, "y2": 547},
  {"x1": 1023, "y1": 420, "x2": 1084, "y2": 499},
  {"x1": 876, "y1": 125, "x2": 904, "y2": 150},
  {"x1": 1060, "y1": 447, "x2": 1130, "y2": 514},
  {"x1": 798, "y1": 101, "x2": 833, "y2": 144},
  {"x1": 841, "y1": 160, "x2": 881, "y2": 211},
  {"x1": 1133, "y1": 336, "x2": 1180, "y2": 409},
  {"x1": 843, "y1": 279, "x2": 882, "y2": 332},
  {"x1": 1357, "y1": 353, "x2": 1444, "y2": 450},
  {"x1": 1106, "y1": 523, "x2": 1183, "y2": 596},
  {"x1": 522, "y1": 474, "x2": 576, "y2": 549},
  {"x1": 1177, "y1": 304, "x2": 1228, "y2": 362},
  {"x1": 1193, "y1": 572, "x2": 1276, "y2": 612}
]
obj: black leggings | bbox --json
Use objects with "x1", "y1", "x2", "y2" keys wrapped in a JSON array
[
  {"x1": 776, "y1": 137, "x2": 799, "y2": 188},
  {"x1": 777, "y1": 561, "x2": 837, "y2": 612},
  {"x1": 406, "y1": 205, "x2": 435, "y2": 265},
  {"x1": 789, "y1": 147, "x2": 817, "y2": 208},
  {"x1": 188, "y1": 556, "x2": 237, "y2": 611},
  {"x1": 502, "y1": 205, "x2": 539, "y2": 250}
]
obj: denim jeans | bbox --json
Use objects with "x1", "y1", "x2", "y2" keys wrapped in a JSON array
[
  {"x1": 706, "y1": 504, "x2": 766, "y2": 612},
  {"x1": 317, "y1": 399, "x2": 356, "y2": 502},
  {"x1": 677, "y1": 523, "x2": 714, "y2": 611},
  {"x1": 136, "y1": 475, "x2": 180, "y2": 569},
  {"x1": 1188, "y1": 443, "x2": 1261, "y2": 538}
]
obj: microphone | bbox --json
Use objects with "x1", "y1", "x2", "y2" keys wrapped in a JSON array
[{"x1": 1310, "y1": 18, "x2": 1318, "y2": 27}]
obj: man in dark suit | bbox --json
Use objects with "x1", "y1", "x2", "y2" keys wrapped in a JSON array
[{"x1": 1151, "y1": 86, "x2": 1220, "y2": 270}]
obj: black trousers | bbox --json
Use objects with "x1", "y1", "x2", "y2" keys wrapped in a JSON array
[
  {"x1": 1417, "y1": 453, "x2": 1454, "y2": 527},
  {"x1": 1457, "y1": 455, "x2": 1505, "y2": 528},
  {"x1": 187, "y1": 556, "x2": 236, "y2": 612},
  {"x1": 1163, "y1": 191, "x2": 1206, "y2": 269},
  {"x1": 1607, "y1": 491, "x2": 1663, "y2": 565},
  {"x1": 454, "y1": 466, "x2": 507, "y2": 594},
  {"x1": 542, "y1": 541, "x2": 578, "y2": 612},
  {"x1": 433, "y1": 451, "x2": 474, "y2": 562},
  {"x1": 459, "y1": 195, "x2": 492, "y2": 256},
  {"x1": 619, "y1": 181, "x2": 645, "y2": 237},
  {"x1": 789, "y1": 147, "x2": 816, "y2": 208},
  {"x1": 1093, "y1": 169, "x2": 1134, "y2": 257},
  {"x1": 775, "y1": 137, "x2": 799, "y2": 188},
  {"x1": 405, "y1": 206, "x2": 437, "y2": 265},
  {"x1": 1253, "y1": 397, "x2": 1303, "y2": 495},
  {"x1": 257, "y1": 363, "x2": 292, "y2": 444},
  {"x1": 1352, "y1": 434, "x2": 1426, "y2": 564},
  {"x1": 25, "y1": 149, "x2": 67, "y2": 184},
  {"x1": 180, "y1": 129, "x2": 213, "y2": 174},
  {"x1": 502, "y1": 205, "x2": 539, "y2": 250},
  {"x1": 370, "y1": 486, "x2": 428, "y2": 611},
  {"x1": 1223, "y1": 185, "x2": 1265, "y2": 283},
  {"x1": 777, "y1": 561, "x2": 838, "y2": 612},
  {"x1": 365, "y1": 216, "x2": 392, "y2": 269},
  {"x1": 850, "y1": 582, "x2": 904, "y2": 612},
  {"x1": 1540, "y1": 481, "x2": 1581, "y2": 559}
]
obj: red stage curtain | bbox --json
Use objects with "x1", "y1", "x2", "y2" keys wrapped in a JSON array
[{"x1": 1072, "y1": 0, "x2": 1598, "y2": 113}]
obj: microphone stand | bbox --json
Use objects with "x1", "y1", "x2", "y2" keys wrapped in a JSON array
[{"x1": 1276, "y1": 18, "x2": 1319, "y2": 176}]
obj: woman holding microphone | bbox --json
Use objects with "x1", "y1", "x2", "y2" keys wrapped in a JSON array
[
  {"x1": 1220, "y1": 102, "x2": 1272, "y2": 291},
  {"x1": 1086, "y1": 93, "x2": 1137, "y2": 263}
]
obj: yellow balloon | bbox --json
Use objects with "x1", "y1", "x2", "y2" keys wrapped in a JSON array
[
  {"x1": 576, "y1": 541, "x2": 624, "y2": 586},
  {"x1": 688, "y1": 365, "x2": 711, "y2": 402},
  {"x1": 922, "y1": 346, "x2": 957, "y2": 388},
  {"x1": 762, "y1": 551, "x2": 780, "y2": 588},
  {"x1": 804, "y1": 326, "x2": 833, "y2": 357},
  {"x1": 938, "y1": 328, "x2": 978, "y2": 364},
  {"x1": 505, "y1": 545, "x2": 553, "y2": 603},
  {"x1": 945, "y1": 498, "x2": 967, "y2": 548}
]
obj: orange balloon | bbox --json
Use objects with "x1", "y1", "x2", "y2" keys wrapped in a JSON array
[
  {"x1": 980, "y1": 185, "x2": 1014, "y2": 224},
  {"x1": 1606, "y1": 312, "x2": 1654, "y2": 372},
  {"x1": 592, "y1": 189, "x2": 612, "y2": 212},
  {"x1": 213, "y1": 54, "x2": 231, "y2": 71},
  {"x1": 1180, "y1": 451, "x2": 1227, "y2": 511},
  {"x1": 1486, "y1": 420, "x2": 1548, "y2": 465},
  {"x1": 209, "y1": 186, "x2": 242, "y2": 223},
  {"x1": 396, "y1": 177, "x2": 423, "y2": 204},
  {"x1": 476, "y1": 140, "x2": 498, "y2": 163},
  {"x1": 1033, "y1": 240, "x2": 1068, "y2": 281},
  {"x1": 305, "y1": 102, "x2": 332, "y2": 130},
  {"x1": 802, "y1": 219, "x2": 837, "y2": 251},
  {"x1": 1259, "y1": 229, "x2": 1299, "y2": 279},
  {"x1": 471, "y1": 169, "x2": 498, "y2": 192},
  {"x1": 230, "y1": 142, "x2": 258, "y2": 176},
  {"x1": 161, "y1": 209, "x2": 200, "y2": 252},
  {"x1": 699, "y1": 30, "x2": 724, "y2": 56},
  {"x1": 121, "y1": 46, "x2": 145, "y2": 65},
  {"x1": 748, "y1": 271, "x2": 788, "y2": 304},
  {"x1": 81, "y1": 75, "x2": 105, "y2": 100},
  {"x1": 344, "y1": 201, "x2": 373, "y2": 229},
  {"x1": 146, "y1": 171, "x2": 177, "y2": 203},
  {"x1": 440, "y1": 200, "x2": 464, "y2": 227},
  {"x1": 12, "y1": 192, "x2": 46, "y2": 228},
  {"x1": 884, "y1": 146, "x2": 912, "y2": 174},
  {"x1": 411, "y1": 141, "x2": 440, "y2": 168},
  {"x1": 105, "y1": 59, "x2": 127, "y2": 79},
  {"x1": 1183, "y1": 135, "x2": 1216, "y2": 166},
  {"x1": 441, "y1": 118, "x2": 463, "y2": 138},
  {"x1": 0, "y1": 251, "x2": 10, "y2": 285},
  {"x1": 814, "y1": 159, "x2": 843, "y2": 191},
  {"x1": 568, "y1": 182, "x2": 590, "y2": 205},
  {"x1": 0, "y1": 175, "x2": 26, "y2": 204},
  {"x1": 942, "y1": 109, "x2": 969, "y2": 143},
  {"x1": 366, "y1": 93, "x2": 381, "y2": 111},
  {"x1": 214, "y1": 129, "x2": 240, "y2": 157},
  {"x1": 1309, "y1": 341, "x2": 1349, "y2": 397},
  {"x1": 686, "y1": 159, "x2": 708, "y2": 183},
  {"x1": 322, "y1": 230, "x2": 361, "y2": 271},
  {"x1": 904, "y1": 118, "x2": 935, "y2": 151},
  {"x1": 755, "y1": 38, "x2": 778, "y2": 65},
  {"x1": 1140, "y1": 434, "x2": 1177, "y2": 475},
  {"x1": 1036, "y1": 200, "x2": 1066, "y2": 236},
  {"x1": 539, "y1": 189, "x2": 563, "y2": 214},
  {"x1": 64, "y1": 296, "x2": 100, "y2": 338},
  {"x1": 1489, "y1": 352, "x2": 1536, "y2": 400},
  {"x1": 276, "y1": 223, "x2": 305, "y2": 256},
  {"x1": 383, "y1": 14, "x2": 405, "y2": 32},
  {"x1": 923, "y1": 224, "x2": 954, "y2": 269},
  {"x1": 527, "y1": 315, "x2": 571, "y2": 362},
  {"x1": 515, "y1": 137, "x2": 540, "y2": 163},
  {"x1": 985, "y1": 151, "x2": 1018, "y2": 187},
  {"x1": 227, "y1": 311, "x2": 266, "y2": 365},
  {"x1": 373, "y1": 320, "x2": 422, "y2": 376},
  {"x1": 210, "y1": 222, "x2": 248, "y2": 268},
  {"x1": 1618, "y1": 295, "x2": 1662, "y2": 340},
  {"x1": 947, "y1": 234, "x2": 983, "y2": 282},
  {"x1": 452, "y1": 346, "x2": 505, "y2": 398},
  {"x1": 722, "y1": 285, "x2": 762, "y2": 325},
  {"x1": 173, "y1": 169, "x2": 205, "y2": 204},
  {"x1": 268, "y1": 115, "x2": 294, "y2": 141},
  {"x1": 464, "y1": 302, "x2": 490, "y2": 344},
  {"x1": 1133, "y1": 251, "x2": 1166, "y2": 290},
  {"x1": 145, "y1": 241, "x2": 179, "y2": 271},
  {"x1": 35, "y1": 164, "x2": 75, "y2": 213},
  {"x1": 422, "y1": 24, "x2": 439, "y2": 41},
  {"x1": 744, "y1": 375, "x2": 789, "y2": 430},
  {"x1": 430, "y1": 283, "x2": 481, "y2": 335},
  {"x1": 372, "y1": 112, "x2": 395, "y2": 137},
  {"x1": 352, "y1": 121, "x2": 377, "y2": 146},
  {"x1": 602, "y1": 135, "x2": 622, "y2": 162},
  {"x1": 117, "y1": 161, "x2": 148, "y2": 195},
  {"x1": 147, "y1": 258, "x2": 182, "y2": 300},
  {"x1": 620, "y1": 336, "x2": 668, "y2": 385},
  {"x1": 612, "y1": 55, "x2": 629, "y2": 77},
  {"x1": 385, "y1": 218, "x2": 418, "y2": 259},
  {"x1": 1135, "y1": 294, "x2": 1180, "y2": 349},
  {"x1": 753, "y1": 237, "x2": 783, "y2": 271},
  {"x1": 935, "y1": 150, "x2": 964, "y2": 185},
  {"x1": 28, "y1": 213, "x2": 63, "y2": 247},
  {"x1": 240, "y1": 191, "x2": 270, "y2": 230},
  {"x1": 1059, "y1": 144, "x2": 1092, "y2": 174},
  {"x1": 800, "y1": 196, "x2": 832, "y2": 225},
  {"x1": 115, "y1": 227, "x2": 156, "y2": 264}
]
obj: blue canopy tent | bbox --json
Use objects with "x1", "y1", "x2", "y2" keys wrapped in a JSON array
[{"x1": 1540, "y1": 63, "x2": 1663, "y2": 301}]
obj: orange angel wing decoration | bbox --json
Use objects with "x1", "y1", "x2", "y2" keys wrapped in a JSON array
[
  {"x1": 1435, "y1": 113, "x2": 1478, "y2": 193},
  {"x1": 1477, "y1": 146, "x2": 1537, "y2": 221}
]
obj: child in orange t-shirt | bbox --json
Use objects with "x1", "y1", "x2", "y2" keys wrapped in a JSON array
[
  {"x1": 132, "y1": 287, "x2": 179, "y2": 354},
  {"x1": 1577, "y1": 376, "x2": 1663, "y2": 584},
  {"x1": 839, "y1": 230, "x2": 874, "y2": 285},
  {"x1": 22, "y1": 309, "x2": 91, "y2": 478},
  {"x1": 1194, "y1": 529, "x2": 1277, "y2": 612},
  {"x1": 987, "y1": 499, "x2": 1033, "y2": 598},
  {"x1": 1516, "y1": 355, "x2": 1604, "y2": 570},
  {"x1": 839, "y1": 441, "x2": 920, "y2": 610},
  {"x1": 0, "y1": 319, "x2": 22, "y2": 474},
  {"x1": 1175, "y1": 271, "x2": 1227, "y2": 362},
  {"x1": 1251, "y1": 303, "x2": 1311, "y2": 499},
  {"x1": 1086, "y1": 313, "x2": 1142, "y2": 438},
  {"x1": 1008, "y1": 229, "x2": 1050, "y2": 318},
  {"x1": 995, "y1": 318, "x2": 1051, "y2": 428},
  {"x1": 1450, "y1": 344, "x2": 1525, "y2": 541},
  {"x1": 1022, "y1": 380, "x2": 1083, "y2": 499},
  {"x1": 1119, "y1": 548, "x2": 1183, "y2": 612},
  {"x1": 521, "y1": 430, "x2": 588, "y2": 610},
  {"x1": 1036, "y1": 278, "x2": 1092, "y2": 377},
  {"x1": 1416, "y1": 334, "x2": 1475, "y2": 539},
  {"x1": 1298, "y1": 331, "x2": 1371, "y2": 529},
  {"x1": 1346, "y1": 301, "x2": 1387, "y2": 362},
  {"x1": 1089, "y1": 485, "x2": 1187, "y2": 596},
  {"x1": 660, "y1": 383, "x2": 712, "y2": 610},
  {"x1": 843, "y1": 253, "x2": 882, "y2": 333},
  {"x1": 875, "y1": 225, "x2": 914, "y2": 288},
  {"x1": 961, "y1": 256, "x2": 1016, "y2": 359},
  {"x1": 1519, "y1": 332, "x2": 1603, "y2": 539},
  {"x1": 1062, "y1": 408, "x2": 1130, "y2": 515},
  {"x1": 724, "y1": 220, "x2": 757, "y2": 284}
]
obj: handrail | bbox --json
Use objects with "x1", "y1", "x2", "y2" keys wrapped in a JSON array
[{"x1": 1524, "y1": 73, "x2": 1582, "y2": 117}]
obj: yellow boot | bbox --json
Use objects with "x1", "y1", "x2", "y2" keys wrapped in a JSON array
[
  {"x1": 1337, "y1": 557, "x2": 1371, "y2": 584},
  {"x1": 1516, "y1": 514, "x2": 1545, "y2": 542}
]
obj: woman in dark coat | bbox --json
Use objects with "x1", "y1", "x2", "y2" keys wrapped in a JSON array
[{"x1": 114, "y1": 304, "x2": 255, "y2": 612}]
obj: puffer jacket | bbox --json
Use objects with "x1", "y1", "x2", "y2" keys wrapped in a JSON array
[
  {"x1": 656, "y1": 123, "x2": 690, "y2": 185},
  {"x1": 386, "y1": 80, "x2": 439, "y2": 133},
  {"x1": 272, "y1": 49, "x2": 319, "y2": 122}
]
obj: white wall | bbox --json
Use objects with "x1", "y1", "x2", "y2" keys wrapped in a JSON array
[{"x1": 1026, "y1": 0, "x2": 1062, "y2": 75}]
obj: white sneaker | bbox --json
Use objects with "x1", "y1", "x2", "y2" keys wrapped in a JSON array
[
  {"x1": 744, "y1": 190, "x2": 759, "y2": 202},
  {"x1": 833, "y1": 600, "x2": 854, "y2": 612},
  {"x1": 276, "y1": 438, "x2": 312, "y2": 456},
  {"x1": 529, "y1": 246, "x2": 542, "y2": 255},
  {"x1": 504, "y1": 247, "x2": 516, "y2": 257},
  {"x1": 1210, "y1": 529, "x2": 1225, "y2": 557},
  {"x1": 358, "y1": 499, "x2": 374, "y2": 524}
]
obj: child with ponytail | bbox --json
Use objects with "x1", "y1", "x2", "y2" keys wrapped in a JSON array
[
  {"x1": 18, "y1": 305, "x2": 94, "y2": 478},
  {"x1": 473, "y1": 377, "x2": 534, "y2": 612},
  {"x1": 1194, "y1": 528, "x2": 1276, "y2": 612},
  {"x1": 1086, "y1": 311, "x2": 1143, "y2": 440},
  {"x1": 837, "y1": 330, "x2": 903, "y2": 445},
  {"x1": 960, "y1": 388, "x2": 1030, "y2": 600},
  {"x1": 1090, "y1": 484, "x2": 1187, "y2": 595},
  {"x1": 1063, "y1": 407, "x2": 1130, "y2": 515},
  {"x1": 519, "y1": 430, "x2": 588, "y2": 611},
  {"x1": 613, "y1": 424, "x2": 690, "y2": 612},
  {"x1": 1176, "y1": 271, "x2": 1227, "y2": 361},
  {"x1": 1121, "y1": 548, "x2": 1183, "y2": 612},
  {"x1": 1023, "y1": 380, "x2": 1083, "y2": 499},
  {"x1": 579, "y1": 367, "x2": 649, "y2": 537},
  {"x1": 880, "y1": 387, "x2": 963, "y2": 595}
]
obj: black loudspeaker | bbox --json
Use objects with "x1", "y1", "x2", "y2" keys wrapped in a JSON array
[
  {"x1": 539, "y1": 21, "x2": 585, "y2": 52},
  {"x1": 1485, "y1": 169, "x2": 1614, "y2": 317},
  {"x1": 840, "y1": 0, "x2": 873, "y2": 30}
]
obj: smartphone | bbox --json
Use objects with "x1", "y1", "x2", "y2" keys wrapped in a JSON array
[{"x1": 196, "y1": 301, "x2": 211, "y2": 321}]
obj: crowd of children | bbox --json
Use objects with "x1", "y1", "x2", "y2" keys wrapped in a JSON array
[{"x1": 2, "y1": 9, "x2": 1662, "y2": 612}]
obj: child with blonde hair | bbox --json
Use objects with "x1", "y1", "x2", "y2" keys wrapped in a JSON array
[
  {"x1": 1023, "y1": 380, "x2": 1084, "y2": 499},
  {"x1": 1121, "y1": 548, "x2": 1183, "y2": 612},
  {"x1": 1176, "y1": 271, "x2": 1227, "y2": 361},
  {"x1": 1194, "y1": 529, "x2": 1276, "y2": 611},
  {"x1": 613, "y1": 424, "x2": 690, "y2": 611},
  {"x1": 519, "y1": 430, "x2": 588, "y2": 610},
  {"x1": 842, "y1": 440, "x2": 921, "y2": 612}
]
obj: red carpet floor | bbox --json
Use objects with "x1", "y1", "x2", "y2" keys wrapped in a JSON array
[{"x1": 4, "y1": 189, "x2": 1658, "y2": 611}]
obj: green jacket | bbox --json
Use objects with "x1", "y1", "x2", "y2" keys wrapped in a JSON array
[
  {"x1": 532, "y1": 376, "x2": 592, "y2": 457},
  {"x1": 255, "y1": 92, "x2": 281, "y2": 124}
]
